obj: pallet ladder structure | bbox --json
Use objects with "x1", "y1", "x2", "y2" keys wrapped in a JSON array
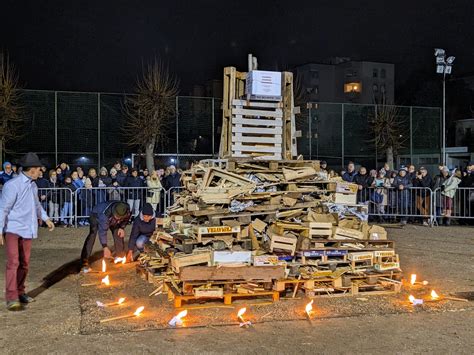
[
  {"x1": 231, "y1": 99, "x2": 283, "y2": 160},
  {"x1": 220, "y1": 66, "x2": 297, "y2": 160}
]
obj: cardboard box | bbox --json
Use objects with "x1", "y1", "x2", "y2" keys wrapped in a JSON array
[
  {"x1": 246, "y1": 70, "x2": 282, "y2": 98},
  {"x1": 368, "y1": 225, "x2": 387, "y2": 240},
  {"x1": 334, "y1": 193, "x2": 357, "y2": 204}
]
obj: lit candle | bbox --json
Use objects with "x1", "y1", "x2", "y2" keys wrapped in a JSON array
[
  {"x1": 169, "y1": 310, "x2": 188, "y2": 327},
  {"x1": 305, "y1": 300, "x2": 314, "y2": 320},
  {"x1": 102, "y1": 259, "x2": 107, "y2": 273},
  {"x1": 100, "y1": 306, "x2": 145, "y2": 323},
  {"x1": 101, "y1": 275, "x2": 110, "y2": 286}
]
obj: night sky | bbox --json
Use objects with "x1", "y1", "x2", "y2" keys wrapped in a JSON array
[{"x1": 1, "y1": 0, "x2": 473, "y2": 93}]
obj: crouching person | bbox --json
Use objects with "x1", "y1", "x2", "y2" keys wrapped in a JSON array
[
  {"x1": 126, "y1": 203, "x2": 156, "y2": 262},
  {"x1": 81, "y1": 201, "x2": 131, "y2": 272}
]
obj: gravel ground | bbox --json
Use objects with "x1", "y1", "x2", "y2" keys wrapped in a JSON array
[{"x1": 1, "y1": 224, "x2": 474, "y2": 354}]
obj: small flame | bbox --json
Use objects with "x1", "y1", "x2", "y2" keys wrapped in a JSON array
[
  {"x1": 102, "y1": 259, "x2": 106, "y2": 273},
  {"x1": 134, "y1": 306, "x2": 145, "y2": 316},
  {"x1": 114, "y1": 257, "x2": 126, "y2": 264},
  {"x1": 118, "y1": 297, "x2": 126, "y2": 305},
  {"x1": 409, "y1": 295, "x2": 415, "y2": 304},
  {"x1": 101, "y1": 275, "x2": 110, "y2": 286},
  {"x1": 237, "y1": 308, "x2": 246, "y2": 318},
  {"x1": 176, "y1": 310, "x2": 188, "y2": 320},
  {"x1": 410, "y1": 274, "x2": 416, "y2": 285},
  {"x1": 305, "y1": 300, "x2": 314, "y2": 314},
  {"x1": 431, "y1": 290, "x2": 439, "y2": 300}
]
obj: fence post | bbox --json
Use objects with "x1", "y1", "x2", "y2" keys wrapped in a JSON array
[
  {"x1": 308, "y1": 104, "x2": 312, "y2": 160},
  {"x1": 175, "y1": 96, "x2": 179, "y2": 166},
  {"x1": 341, "y1": 103, "x2": 345, "y2": 168},
  {"x1": 410, "y1": 106, "x2": 413, "y2": 163},
  {"x1": 212, "y1": 97, "x2": 215, "y2": 157},
  {"x1": 54, "y1": 91, "x2": 58, "y2": 166},
  {"x1": 98, "y1": 93, "x2": 101, "y2": 169}
]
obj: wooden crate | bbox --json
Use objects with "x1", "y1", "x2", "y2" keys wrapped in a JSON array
[
  {"x1": 305, "y1": 222, "x2": 333, "y2": 238},
  {"x1": 269, "y1": 234, "x2": 297, "y2": 255},
  {"x1": 171, "y1": 251, "x2": 212, "y2": 273}
]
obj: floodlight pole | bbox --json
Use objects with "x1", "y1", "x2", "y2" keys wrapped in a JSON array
[{"x1": 442, "y1": 72, "x2": 446, "y2": 166}]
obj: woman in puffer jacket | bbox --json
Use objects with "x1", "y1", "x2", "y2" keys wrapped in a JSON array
[{"x1": 441, "y1": 169, "x2": 462, "y2": 226}]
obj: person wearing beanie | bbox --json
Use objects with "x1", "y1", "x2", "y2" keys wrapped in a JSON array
[
  {"x1": 0, "y1": 162, "x2": 15, "y2": 185},
  {"x1": 80, "y1": 201, "x2": 131, "y2": 272},
  {"x1": 126, "y1": 203, "x2": 156, "y2": 262},
  {"x1": 125, "y1": 168, "x2": 145, "y2": 219}
]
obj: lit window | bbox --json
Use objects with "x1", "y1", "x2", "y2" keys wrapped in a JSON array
[{"x1": 344, "y1": 82, "x2": 362, "y2": 93}]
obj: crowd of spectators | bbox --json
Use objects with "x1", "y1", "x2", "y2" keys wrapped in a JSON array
[
  {"x1": 0, "y1": 160, "x2": 182, "y2": 227},
  {"x1": 321, "y1": 160, "x2": 474, "y2": 225}
]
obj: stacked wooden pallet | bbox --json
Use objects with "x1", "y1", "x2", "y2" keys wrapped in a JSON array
[
  {"x1": 137, "y1": 158, "x2": 403, "y2": 307},
  {"x1": 231, "y1": 99, "x2": 283, "y2": 160}
]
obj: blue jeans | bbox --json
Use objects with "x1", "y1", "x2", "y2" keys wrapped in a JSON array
[
  {"x1": 136, "y1": 235, "x2": 150, "y2": 251},
  {"x1": 60, "y1": 202, "x2": 73, "y2": 225}
]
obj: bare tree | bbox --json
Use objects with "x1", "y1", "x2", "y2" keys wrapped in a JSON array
[
  {"x1": 0, "y1": 52, "x2": 23, "y2": 166},
  {"x1": 370, "y1": 93, "x2": 408, "y2": 168},
  {"x1": 123, "y1": 60, "x2": 179, "y2": 171}
]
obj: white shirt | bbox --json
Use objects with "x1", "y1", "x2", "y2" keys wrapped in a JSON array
[{"x1": 0, "y1": 173, "x2": 49, "y2": 238}]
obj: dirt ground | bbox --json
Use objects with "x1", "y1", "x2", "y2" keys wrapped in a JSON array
[{"x1": 1, "y1": 224, "x2": 473, "y2": 354}]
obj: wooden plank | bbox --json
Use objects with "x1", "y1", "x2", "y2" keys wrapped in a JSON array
[
  {"x1": 232, "y1": 135, "x2": 282, "y2": 144},
  {"x1": 232, "y1": 126, "x2": 282, "y2": 134},
  {"x1": 232, "y1": 117, "x2": 283, "y2": 127},
  {"x1": 233, "y1": 99, "x2": 282, "y2": 108},
  {"x1": 179, "y1": 265, "x2": 285, "y2": 282},
  {"x1": 232, "y1": 144, "x2": 282, "y2": 153},
  {"x1": 233, "y1": 108, "x2": 283, "y2": 118}
]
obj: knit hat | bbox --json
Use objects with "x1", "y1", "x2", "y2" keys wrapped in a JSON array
[
  {"x1": 441, "y1": 166, "x2": 449, "y2": 173},
  {"x1": 3, "y1": 161, "x2": 11, "y2": 170},
  {"x1": 399, "y1": 166, "x2": 408, "y2": 172},
  {"x1": 112, "y1": 202, "x2": 130, "y2": 219},
  {"x1": 141, "y1": 203, "x2": 154, "y2": 216},
  {"x1": 110, "y1": 167, "x2": 117, "y2": 175},
  {"x1": 100, "y1": 167, "x2": 108, "y2": 175}
]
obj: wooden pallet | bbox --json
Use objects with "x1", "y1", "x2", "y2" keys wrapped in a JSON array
[
  {"x1": 166, "y1": 282, "x2": 279, "y2": 307},
  {"x1": 231, "y1": 100, "x2": 283, "y2": 160}
]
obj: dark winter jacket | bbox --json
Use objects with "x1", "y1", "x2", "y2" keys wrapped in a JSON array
[
  {"x1": 47, "y1": 180, "x2": 61, "y2": 204},
  {"x1": 127, "y1": 212, "x2": 156, "y2": 250},
  {"x1": 0, "y1": 171, "x2": 15, "y2": 185},
  {"x1": 353, "y1": 173, "x2": 373, "y2": 202},
  {"x1": 460, "y1": 171, "x2": 474, "y2": 188},
  {"x1": 432, "y1": 174, "x2": 448, "y2": 190},
  {"x1": 91, "y1": 201, "x2": 131, "y2": 247},
  {"x1": 413, "y1": 174, "x2": 433, "y2": 198},
  {"x1": 61, "y1": 182, "x2": 77, "y2": 203},
  {"x1": 163, "y1": 172, "x2": 181, "y2": 190},
  {"x1": 342, "y1": 171, "x2": 357, "y2": 183},
  {"x1": 116, "y1": 171, "x2": 128, "y2": 186},
  {"x1": 125, "y1": 176, "x2": 145, "y2": 199}
]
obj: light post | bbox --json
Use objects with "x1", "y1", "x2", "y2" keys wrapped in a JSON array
[{"x1": 434, "y1": 48, "x2": 455, "y2": 166}]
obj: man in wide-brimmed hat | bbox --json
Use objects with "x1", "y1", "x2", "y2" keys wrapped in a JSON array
[{"x1": 0, "y1": 152, "x2": 55, "y2": 311}]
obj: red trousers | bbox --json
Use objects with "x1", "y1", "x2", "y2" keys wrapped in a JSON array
[{"x1": 5, "y1": 233, "x2": 32, "y2": 301}]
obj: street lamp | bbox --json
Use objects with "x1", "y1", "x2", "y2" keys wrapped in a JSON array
[{"x1": 434, "y1": 48, "x2": 455, "y2": 165}]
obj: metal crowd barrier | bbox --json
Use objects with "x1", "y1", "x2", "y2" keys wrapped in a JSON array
[
  {"x1": 37, "y1": 187, "x2": 75, "y2": 225},
  {"x1": 432, "y1": 187, "x2": 474, "y2": 225},
  {"x1": 350, "y1": 186, "x2": 435, "y2": 225},
  {"x1": 74, "y1": 186, "x2": 165, "y2": 226},
  {"x1": 1, "y1": 185, "x2": 473, "y2": 227}
]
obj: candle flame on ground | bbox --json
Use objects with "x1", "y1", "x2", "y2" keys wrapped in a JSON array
[
  {"x1": 237, "y1": 308, "x2": 246, "y2": 318},
  {"x1": 431, "y1": 290, "x2": 439, "y2": 300},
  {"x1": 101, "y1": 275, "x2": 110, "y2": 286},
  {"x1": 114, "y1": 257, "x2": 126, "y2": 264},
  {"x1": 410, "y1": 274, "x2": 416, "y2": 285},
  {"x1": 409, "y1": 295, "x2": 415, "y2": 304},
  {"x1": 134, "y1": 306, "x2": 145, "y2": 316},
  {"x1": 118, "y1": 297, "x2": 126, "y2": 305},
  {"x1": 177, "y1": 310, "x2": 188, "y2": 320},
  {"x1": 102, "y1": 259, "x2": 106, "y2": 273},
  {"x1": 305, "y1": 300, "x2": 314, "y2": 315}
]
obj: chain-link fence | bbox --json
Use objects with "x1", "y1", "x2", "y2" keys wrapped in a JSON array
[{"x1": 8, "y1": 90, "x2": 441, "y2": 170}]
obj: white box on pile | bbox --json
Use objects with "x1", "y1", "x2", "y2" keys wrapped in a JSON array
[{"x1": 245, "y1": 70, "x2": 282, "y2": 99}]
